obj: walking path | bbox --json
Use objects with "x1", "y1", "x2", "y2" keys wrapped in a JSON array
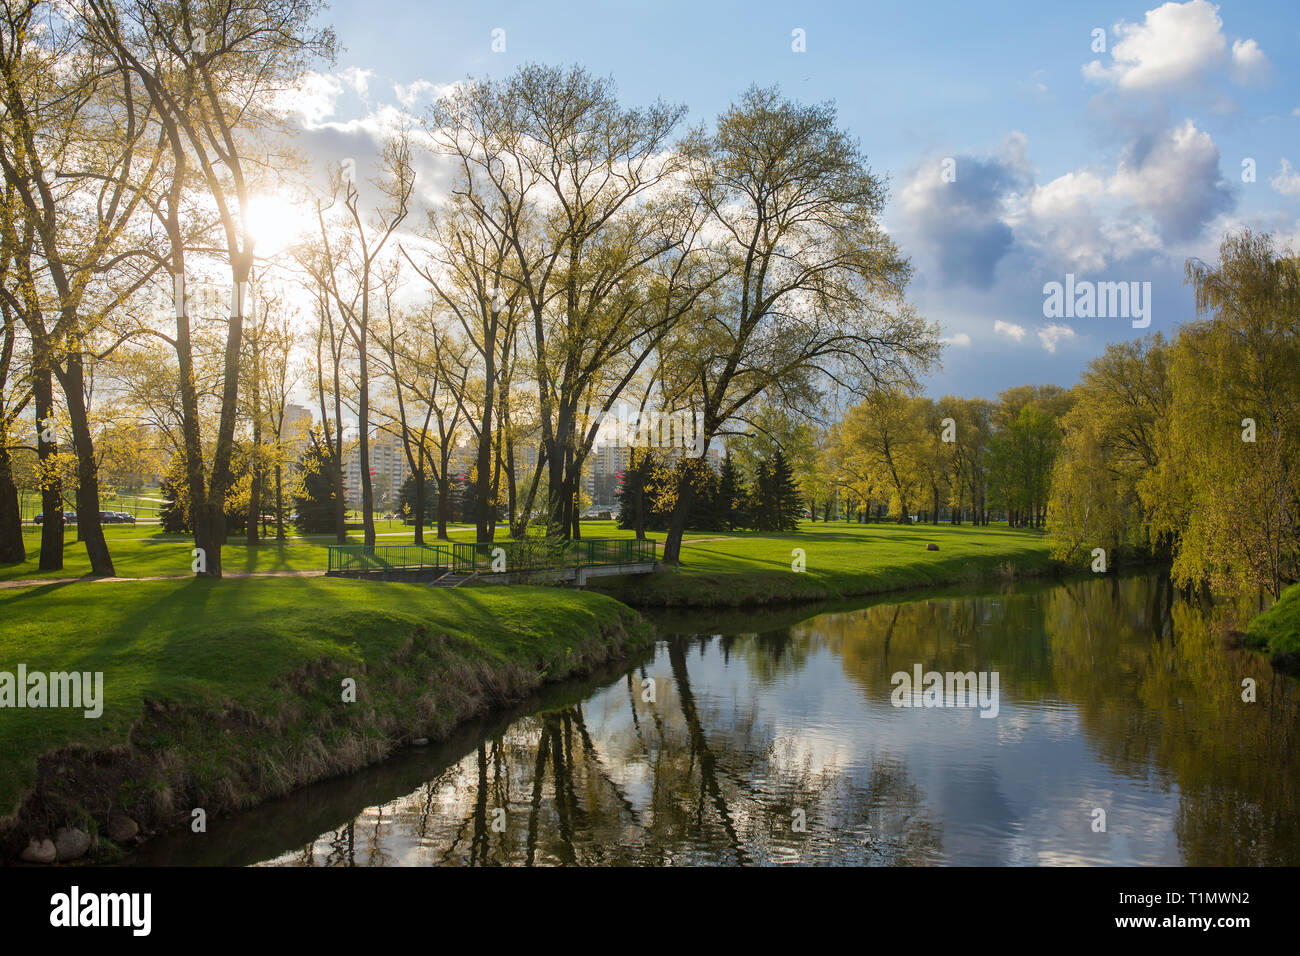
[{"x1": 0, "y1": 569, "x2": 327, "y2": 590}]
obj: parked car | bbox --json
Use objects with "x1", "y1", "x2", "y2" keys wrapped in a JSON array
[
  {"x1": 99, "y1": 511, "x2": 119, "y2": 524},
  {"x1": 116, "y1": 512, "x2": 136, "y2": 524}
]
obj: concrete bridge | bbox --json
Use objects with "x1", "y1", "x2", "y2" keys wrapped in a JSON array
[{"x1": 325, "y1": 538, "x2": 659, "y2": 587}]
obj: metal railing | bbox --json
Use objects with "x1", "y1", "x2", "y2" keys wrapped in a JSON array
[{"x1": 326, "y1": 537, "x2": 657, "y2": 576}]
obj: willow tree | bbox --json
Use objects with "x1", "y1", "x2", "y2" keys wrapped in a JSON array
[
  {"x1": 1047, "y1": 335, "x2": 1170, "y2": 563},
  {"x1": 1157, "y1": 232, "x2": 1300, "y2": 597},
  {"x1": 658, "y1": 86, "x2": 939, "y2": 563}
]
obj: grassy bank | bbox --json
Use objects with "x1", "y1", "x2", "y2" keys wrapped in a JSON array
[
  {"x1": 1246, "y1": 583, "x2": 1300, "y2": 660},
  {"x1": 594, "y1": 523, "x2": 1059, "y2": 607},
  {"x1": 0, "y1": 576, "x2": 650, "y2": 857}
]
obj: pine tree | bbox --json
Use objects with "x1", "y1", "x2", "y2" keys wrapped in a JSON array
[
  {"x1": 616, "y1": 448, "x2": 657, "y2": 538},
  {"x1": 397, "y1": 471, "x2": 435, "y2": 527},
  {"x1": 770, "y1": 449, "x2": 803, "y2": 531},
  {"x1": 717, "y1": 453, "x2": 747, "y2": 530},
  {"x1": 751, "y1": 458, "x2": 774, "y2": 531},
  {"x1": 292, "y1": 437, "x2": 338, "y2": 534}
]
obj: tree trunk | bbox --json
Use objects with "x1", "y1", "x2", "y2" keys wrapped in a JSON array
[
  {"x1": 247, "y1": 370, "x2": 262, "y2": 546},
  {"x1": 436, "y1": 468, "x2": 450, "y2": 540},
  {"x1": 274, "y1": 463, "x2": 285, "y2": 541},
  {"x1": 56, "y1": 356, "x2": 113, "y2": 576},
  {"x1": 358, "y1": 318, "x2": 375, "y2": 549},
  {"x1": 0, "y1": 442, "x2": 24, "y2": 564},
  {"x1": 33, "y1": 364, "x2": 63, "y2": 571},
  {"x1": 412, "y1": 471, "x2": 425, "y2": 546}
]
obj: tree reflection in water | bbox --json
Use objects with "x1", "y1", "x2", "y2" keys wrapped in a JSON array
[{"x1": 251, "y1": 573, "x2": 1298, "y2": 867}]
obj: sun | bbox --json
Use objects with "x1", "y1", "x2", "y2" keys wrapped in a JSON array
[{"x1": 245, "y1": 193, "x2": 312, "y2": 258}]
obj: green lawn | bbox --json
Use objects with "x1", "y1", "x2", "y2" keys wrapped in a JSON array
[
  {"x1": 0, "y1": 576, "x2": 645, "y2": 823},
  {"x1": 3, "y1": 520, "x2": 480, "y2": 581},
  {"x1": 593, "y1": 521, "x2": 1058, "y2": 606},
  {"x1": 2, "y1": 519, "x2": 1055, "y2": 589}
]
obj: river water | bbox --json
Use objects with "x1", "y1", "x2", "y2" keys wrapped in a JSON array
[{"x1": 134, "y1": 571, "x2": 1299, "y2": 866}]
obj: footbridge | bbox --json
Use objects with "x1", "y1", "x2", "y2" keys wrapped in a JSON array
[{"x1": 325, "y1": 538, "x2": 658, "y2": 586}]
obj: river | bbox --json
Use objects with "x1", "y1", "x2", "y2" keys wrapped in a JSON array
[{"x1": 133, "y1": 570, "x2": 1299, "y2": 866}]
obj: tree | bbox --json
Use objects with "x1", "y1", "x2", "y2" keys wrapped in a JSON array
[
  {"x1": 716, "y1": 453, "x2": 748, "y2": 531},
  {"x1": 768, "y1": 449, "x2": 803, "y2": 531},
  {"x1": 310, "y1": 131, "x2": 414, "y2": 548},
  {"x1": 397, "y1": 470, "x2": 435, "y2": 527},
  {"x1": 85, "y1": 0, "x2": 335, "y2": 577},
  {"x1": 616, "y1": 448, "x2": 659, "y2": 540},
  {"x1": 1156, "y1": 232, "x2": 1300, "y2": 596},
  {"x1": 1048, "y1": 336, "x2": 1170, "y2": 563},
  {"x1": 840, "y1": 388, "x2": 923, "y2": 522},
  {"x1": 292, "y1": 433, "x2": 338, "y2": 535},
  {"x1": 659, "y1": 86, "x2": 938, "y2": 561},
  {"x1": 1, "y1": 0, "x2": 166, "y2": 574},
  {"x1": 427, "y1": 65, "x2": 712, "y2": 540}
]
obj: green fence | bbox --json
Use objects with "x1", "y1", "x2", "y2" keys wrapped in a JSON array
[{"x1": 326, "y1": 538, "x2": 657, "y2": 576}]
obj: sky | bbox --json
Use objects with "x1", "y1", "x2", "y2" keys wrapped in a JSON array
[{"x1": 280, "y1": 0, "x2": 1300, "y2": 399}]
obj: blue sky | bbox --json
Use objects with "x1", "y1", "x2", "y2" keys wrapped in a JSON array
[{"x1": 294, "y1": 0, "x2": 1300, "y2": 398}]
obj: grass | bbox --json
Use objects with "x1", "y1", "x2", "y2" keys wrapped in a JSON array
[
  {"x1": 2, "y1": 519, "x2": 1055, "y2": 590},
  {"x1": 593, "y1": 521, "x2": 1058, "y2": 606},
  {"x1": 1246, "y1": 583, "x2": 1300, "y2": 656},
  {"x1": 0, "y1": 519, "x2": 1058, "y2": 854},
  {"x1": 0, "y1": 576, "x2": 648, "y2": 842},
  {"x1": 2, "y1": 519, "x2": 480, "y2": 581}
]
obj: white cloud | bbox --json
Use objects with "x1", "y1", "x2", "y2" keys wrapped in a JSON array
[
  {"x1": 994, "y1": 321, "x2": 1027, "y2": 342},
  {"x1": 1271, "y1": 159, "x2": 1300, "y2": 199},
  {"x1": 1107, "y1": 120, "x2": 1232, "y2": 241},
  {"x1": 941, "y1": 332, "x2": 972, "y2": 346},
  {"x1": 1083, "y1": 0, "x2": 1268, "y2": 92},
  {"x1": 1229, "y1": 38, "x2": 1269, "y2": 84},
  {"x1": 394, "y1": 79, "x2": 456, "y2": 108},
  {"x1": 1038, "y1": 324, "x2": 1077, "y2": 353},
  {"x1": 340, "y1": 67, "x2": 374, "y2": 98},
  {"x1": 275, "y1": 71, "x2": 345, "y2": 127}
]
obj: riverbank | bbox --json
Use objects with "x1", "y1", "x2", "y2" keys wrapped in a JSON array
[
  {"x1": 0, "y1": 577, "x2": 651, "y2": 863},
  {"x1": 0, "y1": 523, "x2": 1060, "y2": 863},
  {"x1": 1246, "y1": 581, "x2": 1300, "y2": 669}
]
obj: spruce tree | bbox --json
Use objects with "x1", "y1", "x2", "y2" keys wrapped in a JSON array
[
  {"x1": 292, "y1": 439, "x2": 339, "y2": 534},
  {"x1": 616, "y1": 448, "x2": 656, "y2": 538},
  {"x1": 770, "y1": 449, "x2": 803, "y2": 531},
  {"x1": 397, "y1": 471, "x2": 435, "y2": 527}
]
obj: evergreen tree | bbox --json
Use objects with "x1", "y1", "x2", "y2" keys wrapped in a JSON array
[
  {"x1": 751, "y1": 458, "x2": 774, "y2": 531},
  {"x1": 397, "y1": 471, "x2": 435, "y2": 527},
  {"x1": 293, "y1": 437, "x2": 338, "y2": 534},
  {"x1": 770, "y1": 449, "x2": 804, "y2": 531},
  {"x1": 716, "y1": 453, "x2": 748, "y2": 531},
  {"x1": 616, "y1": 448, "x2": 657, "y2": 538}
]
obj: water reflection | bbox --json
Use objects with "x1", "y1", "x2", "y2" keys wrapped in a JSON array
[{"x1": 134, "y1": 572, "x2": 1300, "y2": 866}]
